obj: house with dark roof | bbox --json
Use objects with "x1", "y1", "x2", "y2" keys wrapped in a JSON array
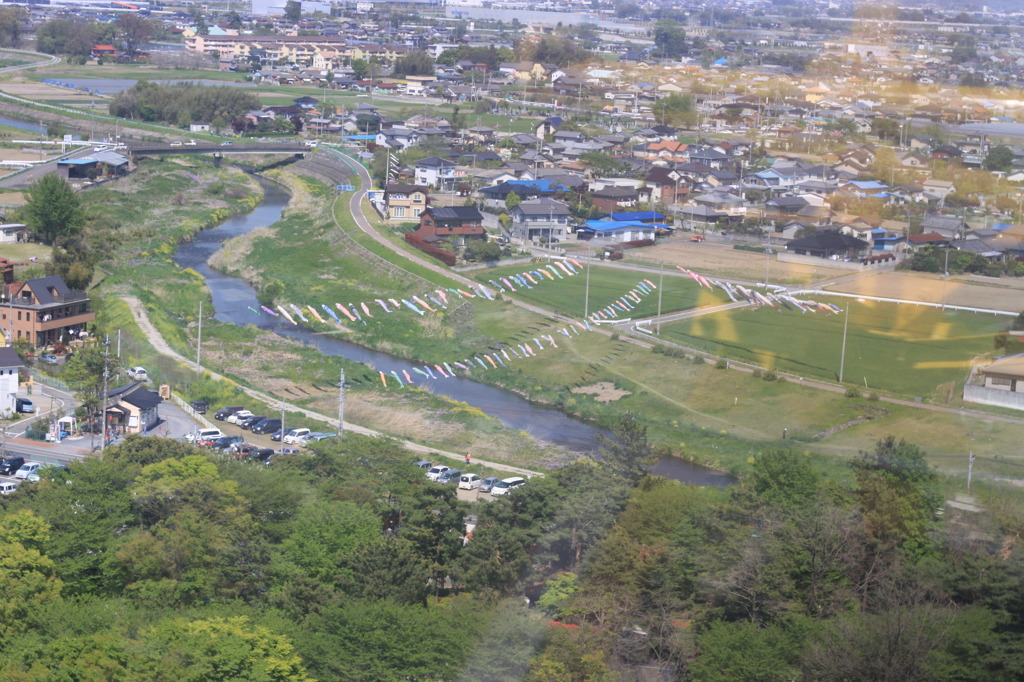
[
  {"x1": 414, "y1": 157, "x2": 459, "y2": 190},
  {"x1": 591, "y1": 185, "x2": 638, "y2": 213},
  {"x1": 1, "y1": 275, "x2": 95, "y2": 347},
  {"x1": 785, "y1": 230, "x2": 869, "y2": 259},
  {"x1": 509, "y1": 198, "x2": 571, "y2": 243},
  {"x1": 920, "y1": 214, "x2": 965, "y2": 240},
  {"x1": 415, "y1": 206, "x2": 486, "y2": 245},
  {"x1": 104, "y1": 381, "x2": 162, "y2": 436}
]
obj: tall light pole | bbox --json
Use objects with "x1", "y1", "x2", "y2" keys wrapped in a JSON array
[{"x1": 337, "y1": 369, "x2": 345, "y2": 436}]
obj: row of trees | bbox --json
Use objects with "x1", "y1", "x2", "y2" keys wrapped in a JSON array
[
  {"x1": 108, "y1": 81, "x2": 260, "y2": 126},
  {"x1": 36, "y1": 14, "x2": 155, "y2": 58}
]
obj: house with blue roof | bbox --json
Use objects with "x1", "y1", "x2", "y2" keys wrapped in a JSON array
[
  {"x1": 600, "y1": 211, "x2": 666, "y2": 223},
  {"x1": 579, "y1": 219, "x2": 661, "y2": 242}
]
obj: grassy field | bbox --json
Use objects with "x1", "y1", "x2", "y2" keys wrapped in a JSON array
[
  {"x1": 658, "y1": 299, "x2": 1005, "y2": 398},
  {"x1": 474, "y1": 261, "x2": 729, "y2": 319}
]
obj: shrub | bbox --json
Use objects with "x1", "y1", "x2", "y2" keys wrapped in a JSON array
[
  {"x1": 763, "y1": 370, "x2": 777, "y2": 381},
  {"x1": 844, "y1": 386, "x2": 860, "y2": 398},
  {"x1": 867, "y1": 392, "x2": 879, "y2": 401},
  {"x1": 751, "y1": 368, "x2": 762, "y2": 379},
  {"x1": 715, "y1": 359, "x2": 728, "y2": 370}
]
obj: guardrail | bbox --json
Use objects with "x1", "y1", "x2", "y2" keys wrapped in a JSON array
[{"x1": 788, "y1": 290, "x2": 1018, "y2": 316}]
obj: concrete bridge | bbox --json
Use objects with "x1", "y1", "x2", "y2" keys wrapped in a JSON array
[{"x1": 124, "y1": 141, "x2": 312, "y2": 155}]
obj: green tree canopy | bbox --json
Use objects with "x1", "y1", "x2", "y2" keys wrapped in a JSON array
[
  {"x1": 983, "y1": 145, "x2": 1014, "y2": 173},
  {"x1": 22, "y1": 175, "x2": 85, "y2": 246},
  {"x1": 654, "y1": 19, "x2": 688, "y2": 59}
]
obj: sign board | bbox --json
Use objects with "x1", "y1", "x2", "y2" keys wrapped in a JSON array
[
  {"x1": 63, "y1": 134, "x2": 73, "y2": 143},
  {"x1": 336, "y1": 184, "x2": 356, "y2": 192}
]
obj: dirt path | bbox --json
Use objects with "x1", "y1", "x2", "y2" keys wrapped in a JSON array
[{"x1": 123, "y1": 295, "x2": 542, "y2": 478}]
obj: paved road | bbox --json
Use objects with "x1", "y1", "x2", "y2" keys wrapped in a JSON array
[{"x1": 0, "y1": 144, "x2": 97, "y2": 189}]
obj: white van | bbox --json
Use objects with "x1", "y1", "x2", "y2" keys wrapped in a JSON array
[
  {"x1": 187, "y1": 428, "x2": 224, "y2": 444},
  {"x1": 0, "y1": 481, "x2": 18, "y2": 495},
  {"x1": 490, "y1": 476, "x2": 525, "y2": 496},
  {"x1": 458, "y1": 473, "x2": 482, "y2": 490},
  {"x1": 14, "y1": 462, "x2": 41, "y2": 479},
  {"x1": 283, "y1": 428, "x2": 311, "y2": 444}
]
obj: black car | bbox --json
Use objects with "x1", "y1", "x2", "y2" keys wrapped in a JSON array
[
  {"x1": 251, "y1": 418, "x2": 282, "y2": 435},
  {"x1": 240, "y1": 415, "x2": 266, "y2": 431},
  {"x1": 246, "y1": 447, "x2": 275, "y2": 462},
  {"x1": 0, "y1": 457, "x2": 25, "y2": 476},
  {"x1": 209, "y1": 435, "x2": 244, "y2": 450},
  {"x1": 190, "y1": 400, "x2": 209, "y2": 415},
  {"x1": 214, "y1": 405, "x2": 244, "y2": 420},
  {"x1": 15, "y1": 398, "x2": 34, "y2": 414}
]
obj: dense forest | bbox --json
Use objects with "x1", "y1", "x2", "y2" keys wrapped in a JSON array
[
  {"x1": 0, "y1": 418, "x2": 1022, "y2": 680},
  {"x1": 108, "y1": 81, "x2": 260, "y2": 128}
]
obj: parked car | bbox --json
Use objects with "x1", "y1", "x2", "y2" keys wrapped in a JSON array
[
  {"x1": 214, "y1": 405, "x2": 244, "y2": 420},
  {"x1": 274, "y1": 447, "x2": 301, "y2": 456},
  {"x1": 0, "y1": 456, "x2": 25, "y2": 475},
  {"x1": 426, "y1": 465, "x2": 450, "y2": 481},
  {"x1": 15, "y1": 398, "x2": 34, "y2": 413},
  {"x1": 437, "y1": 469, "x2": 462, "y2": 484},
  {"x1": 40, "y1": 354, "x2": 59, "y2": 365},
  {"x1": 283, "y1": 428, "x2": 311, "y2": 444},
  {"x1": 490, "y1": 477, "x2": 526, "y2": 496},
  {"x1": 306, "y1": 432, "x2": 337, "y2": 444},
  {"x1": 270, "y1": 427, "x2": 298, "y2": 442},
  {"x1": 220, "y1": 141, "x2": 233, "y2": 146},
  {"x1": 251, "y1": 418, "x2": 282, "y2": 435},
  {"x1": 413, "y1": 460, "x2": 432, "y2": 469},
  {"x1": 126, "y1": 366, "x2": 148, "y2": 381},
  {"x1": 0, "y1": 481, "x2": 18, "y2": 495},
  {"x1": 186, "y1": 428, "x2": 224, "y2": 444},
  {"x1": 479, "y1": 476, "x2": 501, "y2": 494},
  {"x1": 246, "y1": 447, "x2": 275, "y2": 462},
  {"x1": 226, "y1": 410, "x2": 254, "y2": 425},
  {"x1": 458, "y1": 473, "x2": 482, "y2": 490},
  {"x1": 190, "y1": 400, "x2": 209, "y2": 414},
  {"x1": 239, "y1": 415, "x2": 267, "y2": 431},
  {"x1": 14, "y1": 462, "x2": 41, "y2": 479},
  {"x1": 209, "y1": 435, "x2": 244, "y2": 450}
]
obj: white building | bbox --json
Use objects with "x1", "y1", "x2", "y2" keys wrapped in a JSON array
[{"x1": 0, "y1": 347, "x2": 23, "y2": 418}]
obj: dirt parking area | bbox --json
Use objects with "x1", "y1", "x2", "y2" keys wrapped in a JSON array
[
  {"x1": 621, "y1": 236, "x2": 848, "y2": 285},
  {"x1": 825, "y1": 271, "x2": 1024, "y2": 313},
  {"x1": 1, "y1": 82, "x2": 99, "y2": 102}
]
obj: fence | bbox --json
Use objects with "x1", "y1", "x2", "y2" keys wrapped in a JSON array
[
  {"x1": 169, "y1": 392, "x2": 215, "y2": 430},
  {"x1": 963, "y1": 383, "x2": 1024, "y2": 412}
]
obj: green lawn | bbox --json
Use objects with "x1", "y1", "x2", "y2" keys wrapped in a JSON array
[
  {"x1": 474, "y1": 262, "x2": 728, "y2": 319},
  {"x1": 659, "y1": 299, "x2": 1005, "y2": 398}
]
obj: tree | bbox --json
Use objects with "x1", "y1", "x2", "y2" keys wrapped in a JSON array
[
  {"x1": 116, "y1": 13, "x2": 153, "y2": 59},
  {"x1": 579, "y1": 150, "x2": 632, "y2": 178},
  {"x1": 691, "y1": 620, "x2": 803, "y2": 681},
  {"x1": 22, "y1": 175, "x2": 85, "y2": 246},
  {"x1": 654, "y1": 19, "x2": 687, "y2": 59},
  {"x1": 284, "y1": 0, "x2": 302, "y2": 23},
  {"x1": 0, "y1": 510, "x2": 64, "y2": 638},
  {"x1": 652, "y1": 93, "x2": 697, "y2": 127},
  {"x1": 983, "y1": 145, "x2": 1013, "y2": 173},
  {"x1": 393, "y1": 50, "x2": 434, "y2": 76},
  {"x1": 504, "y1": 191, "x2": 522, "y2": 212},
  {"x1": 870, "y1": 117, "x2": 901, "y2": 142},
  {"x1": 751, "y1": 449, "x2": 820, "y2": 509},
  {"x1": 35, "y1": 18, "x2": 96, "y2": 56},
  {"x1": 351, "y1": 58, "x2": 370, "y2": 80},
  {"x1": 464, "y1": 240, "x2": 501, "y2": 262},
  {"x1": 142, "y1": 616, "x2": 313, "y2": 681},
  {"x1": 0, "y1": 7, "x2": 27, "y2": 46},
  {"x1": 596, "y1": 412, "x2": 660, "y2": 483}
]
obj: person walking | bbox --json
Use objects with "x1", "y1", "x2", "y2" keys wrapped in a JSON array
[{"x1": 465, "y1": 453, "x2": 472, "y2": 466}]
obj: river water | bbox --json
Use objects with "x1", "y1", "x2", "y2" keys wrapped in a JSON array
[{"x1": 172, "y1": 177, "x2": 734, "y2": 486}]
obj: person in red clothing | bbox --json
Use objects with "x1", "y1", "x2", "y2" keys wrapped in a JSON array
[{"x1": 465, "y1": 453, "x2": 472, "y2": 466}]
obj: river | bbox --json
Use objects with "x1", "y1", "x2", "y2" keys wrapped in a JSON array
[{"x1": 172, "y1": 177, "x2": 734, "y2": 486}]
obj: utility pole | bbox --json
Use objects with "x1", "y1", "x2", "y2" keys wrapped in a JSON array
[
  {"x1": 967, "y1": 450, "x2": 976, "y2": 491},
  {"x1": 196, "y1": 300, "x2": 202, "y2": 376},
  {"x1": 839, "y1": 302, "x2": 850, "y2": 384},
  {"x1": 583, "y1": 256, "x2": 591, "y2": 320},
  {"x1": 100, "y1": 336, "x2": 110, "y2": 454},
  {"x1": 656, "y1": 263, "x2": 664, "y2": 334},
  {"x1": 337, "y1": 369, "x2": 345, "y2": 436},
  {"x1": 280, "y1": 401, "x2": 285, "y2": 447},
  {"x1": 117, "y1": 329, "x2": 121, "y2": 357}
]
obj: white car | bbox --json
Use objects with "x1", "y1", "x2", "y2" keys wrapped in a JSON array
[
  {"x1": 425, "y1": 465, "x2": 450, "y2": 482},
  {"x1": 14, "y1": 462, "x2": 41, "y2": 479},
  {"x1": 127, "y1": 366, "x2": 148, "y2": 381},
  {"x1": 490, "y1": 477, "x2": 526, "y2": 496},
  {"x1": 458, "y1": 473, "x2": 482, "y2": 490},
  {"x1": 226, "y1": 410, "x2": 254, "y2": 425},
  {"x1": 283, "y1": 428, "x2": 311, "y2": 444}
]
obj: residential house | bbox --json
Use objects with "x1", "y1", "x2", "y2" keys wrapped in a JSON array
[
  {"x1": 383, "y1": 184, "x2": 429, "y2": 221},
  {"x1": 414, "y1": 206, "x2": 486, "y2": 245},
  {"x1": 785, "y1": 230, "x2": 869, "y2": 259},
  {"x1": 645, "y1": 166, "x2": 688, "y2": 205},
  {"x1": 920, "y1": 214, "x2": 965, "y2": 240},
  {"x1": 104, "y1": 381, "x2": 162, "y2": 436},
  {"x1": 923, "y1": 179, "x2": 956, "y2": 201},
  {"x1": 579, "y1": 219, "x2": 659, "y2": 242},
  {"x1": 0, "y1": 224, "x2": 28, "y2": 244},
  {"x1": 0, "y1": 275, "x2": 95, "y2": 347},
  {"x1": 509, "y1": 198, "x2": 571, "y2": 243},
  {"x1": 478, "y1": 179, "x2": 568, "y2": 210},
  {"x1": 414, "y1": 157, "x2": 459, "y2": 190},
  {"x1": 590, "y1": 186, "x2": 638, "y2": 213},
  {"x1": 0, "y1": 346, "x2": 22, "y2": 417}
]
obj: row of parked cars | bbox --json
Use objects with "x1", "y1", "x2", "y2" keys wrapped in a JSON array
[
  {"x1": 416, "y1": 461, "x2": 527, "y2": 495},
  {"x1": 0, "y1": 457, "x2": 70, "y2": 493}
]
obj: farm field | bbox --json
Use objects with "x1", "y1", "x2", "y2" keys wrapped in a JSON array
[
  {"x1": 826, "y1": 270, "x2": 1024, "y2": 313},
  {"x1": 658, "y1": 298, "x2": 1006, "y2": 399}
]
